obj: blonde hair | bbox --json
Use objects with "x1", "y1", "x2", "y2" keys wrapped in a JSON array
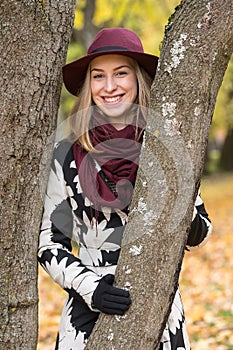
[{"x1": 68, "y1": 57, "x2": 153, "y2": 152}]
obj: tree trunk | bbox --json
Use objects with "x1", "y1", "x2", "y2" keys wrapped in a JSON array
[
  {"x1": 0, "y1": 1, "x2": 76, "y2": 349},
  {"x1": 219, "y1": 129, "x2": 233, "y2": 171},
  {"x1": 73, "y1": 0, "x2": 99, "y2": 50},
  {"x1": 85, "y1": 0, "x2": 233, "y2": 349}
]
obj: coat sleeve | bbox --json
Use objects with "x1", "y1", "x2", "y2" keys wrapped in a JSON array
[
  {"x1": 38, "y1": 141, "x2": 100, "y2": 311},
  {"x1": 186, "y1": 192, "x2": 212, "y2": 251}
]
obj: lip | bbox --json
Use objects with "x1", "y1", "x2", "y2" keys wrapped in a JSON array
[{"x1": 102, "y1": 94, "x2": 124, "y2": 104}]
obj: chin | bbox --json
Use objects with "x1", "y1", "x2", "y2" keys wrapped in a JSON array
[{"x1": 101, "y1": 103, "x2": 133, "y2": 118}]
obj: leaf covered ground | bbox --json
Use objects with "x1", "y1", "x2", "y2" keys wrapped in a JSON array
[
  {"x1": 37, "y1": 173, "x2": 233, "y2": 350},
  {"x1": 181, "y1": 173, "x2": 233, "y2": 349}
]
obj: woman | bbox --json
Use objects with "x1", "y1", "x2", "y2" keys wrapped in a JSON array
[{"x1": 38, "y1": 28, "x2": 212, "y2": 349}]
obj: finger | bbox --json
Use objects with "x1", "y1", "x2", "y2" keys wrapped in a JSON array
[
  {"x1": 102, "y1": 300, "x2": 131, "y2": 311},
  {"x1": 104, "y1": 294, "x2": 131, "y2": 305},
  {"x1": 107, "y1": 286, "x2": 130, "y2": 298},
  {"x1": 103, "y1": 308, "x2": 124, "y2": 316}
]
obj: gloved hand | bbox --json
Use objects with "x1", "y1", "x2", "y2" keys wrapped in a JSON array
[{"x1": 92, "y1": 274, "x2": 131, "y2": 315}]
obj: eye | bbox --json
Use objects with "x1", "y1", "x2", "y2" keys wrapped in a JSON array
[
  {"x1": 91, "y1": 73, "x2": 104, "y2": 80},
  {"x1": 115, "y1": 70, "x2": 127, "y2": 77}
]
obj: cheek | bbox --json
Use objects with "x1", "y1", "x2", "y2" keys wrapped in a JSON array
[
  {"x1": 133, "y1": 84, "x2": 138, "y2": 99},
  {"x1": 130, "y1": 78, "x2": 138, "y2": 101},
  {"x1": 90, "y1": 82, "x2": 95, "y2": 96},
  {"x1": 90, "y1": 83, "x2": 99, "y2": 103}
]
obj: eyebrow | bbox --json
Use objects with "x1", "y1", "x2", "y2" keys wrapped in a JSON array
[{"x1": 90, "y1": 64, "x2": 131, "y2": 72}]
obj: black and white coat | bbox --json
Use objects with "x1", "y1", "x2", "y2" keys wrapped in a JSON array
[{"x1": 38, "y1": 140, "x2": 212, "y2": 350}]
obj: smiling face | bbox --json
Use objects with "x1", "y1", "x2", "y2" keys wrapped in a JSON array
[{"x1": 90, "y1": 54, "x2": 138, "y2": 128}]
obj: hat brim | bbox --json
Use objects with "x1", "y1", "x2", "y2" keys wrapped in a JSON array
[{"x1": 62, "y1": 50, "x2": 159, "y2": 96}]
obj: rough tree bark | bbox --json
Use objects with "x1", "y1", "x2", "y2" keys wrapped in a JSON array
[
  {"x1": 85, "y1": 0, "x2": 233, "y2": 349},
  {"x1": 0, "y1": 1, "x2": 76, "y2": 349}
]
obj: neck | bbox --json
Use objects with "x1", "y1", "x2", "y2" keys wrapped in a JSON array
[{"x1": 110, "y1": 122, "x2": 129, "y2": 130}]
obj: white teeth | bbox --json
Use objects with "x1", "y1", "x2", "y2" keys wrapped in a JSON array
[{"x1": 105, "y1": 96, "x2": 121, "y2": 103}]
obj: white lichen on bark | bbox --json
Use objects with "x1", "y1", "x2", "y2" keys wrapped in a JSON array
[
  {"x1": 162, "y1": 102, "x2": 177, "y2": 117},
  {"x1": 164, "y1": 33, "x2": 188, "y2": 74},
  {"x1": 129, "y1": 245, "x2": 142, "y2": 256}
]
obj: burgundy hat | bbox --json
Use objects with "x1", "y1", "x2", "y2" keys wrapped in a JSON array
[{"x1": 63, "y1": 27, "x2": 159, "y2": 96}]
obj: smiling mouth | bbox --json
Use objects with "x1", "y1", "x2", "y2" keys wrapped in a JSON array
[{"x1": 103, "y1": 95, "x2": 123, "y2": 103}]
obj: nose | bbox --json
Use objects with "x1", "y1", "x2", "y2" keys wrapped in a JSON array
[{"x1": 104, "y1": 76, "x2": 117, "y2": 92}]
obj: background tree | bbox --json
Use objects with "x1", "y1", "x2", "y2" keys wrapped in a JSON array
[
  {"x1": 205, "y1": 56, "x2": 233, "y2": 173},
  {"x1": 217, "y1": 58, "x2": 233, "y2": 171},
  {"x1": 85, "y1": 0, "x2": 233, "y2": 348},
  {"x1": 0, "y1": 1, "x2": 76, "y2": 349}
]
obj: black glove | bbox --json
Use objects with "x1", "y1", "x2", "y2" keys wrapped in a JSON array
[{"x1": 92, "y1": 274, "x2": 131, "y2": 315}]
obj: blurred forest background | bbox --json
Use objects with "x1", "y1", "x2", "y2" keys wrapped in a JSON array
[{"x1": 38, "y1": 0, "x2": 233, "y2": 349}]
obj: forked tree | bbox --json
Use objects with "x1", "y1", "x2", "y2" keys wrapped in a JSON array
[{"x1": 0, "y1": 1, "x2": 232, "y2": 349}]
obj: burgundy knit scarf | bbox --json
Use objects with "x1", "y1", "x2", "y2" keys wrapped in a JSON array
[{"x1": 73, "y1": 109, "x2": 145, "y2": 212}]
